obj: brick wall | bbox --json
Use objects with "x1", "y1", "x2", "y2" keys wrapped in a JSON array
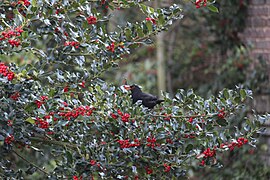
[
  {"x1": 242, "y1": 0, "x2": 270, "y2": 60},
  {"x1": 242, "y1": 0, "x2": 270, "y2": 113},
  {"x1": 242, "y1": 0, "x2": 270, "y2": 165}
]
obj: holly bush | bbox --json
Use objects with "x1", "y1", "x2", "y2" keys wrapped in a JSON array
[{"x1": 0, "y1": 0, "x2": 268, "y2": 179}]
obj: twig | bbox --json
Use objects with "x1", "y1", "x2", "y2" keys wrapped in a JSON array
[
  {"x1": 29, "y1": 137, "x2": 77, "y2": 149},
  {"x1": 62, "y1": 52, "x2": 96, "y2": 59},
  {"x1": 147, "y1": 114, "x2": 213, "y2": 119},
  {"x1": 0, "y1": 172, "x2": 7, "y2": 178},
  {"x1": 12, "y1": 149, "x2": 49, "y2": 175},
  {"x1": 178, "y1": 153, "x2": 197, "y2": 166}
]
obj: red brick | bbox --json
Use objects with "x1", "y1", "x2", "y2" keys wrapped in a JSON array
[
  {"x1": 258, "y1": 28, "x2": 268, "y2": 38},
  {"x1": 264, "y1": 28, "x2": 270, "y2": 36},
  {"x1": 243, "y1": 28, "x2": 270, "y2": 38},
  {"x1": 250, "y1": 0, "x2": 266, "y2": 5},
  {"x1": 252, "y1": 17, "x2": 267, "y2": 27},
  {"x1": 245, "y1": 18, "x2": 253, "y2": 26},
  {"x1": 253, "y1": 40, "x2": 270, "y2": 49},
  {"x1": 248, "y1": 6, "x2": 270, "y2": 16},
  {"x1": 243, "y1": 29, "x2": 252, "y2": 38},
  {"x1": 267, "y1": 18, "x2": 270, "y2": 26},
  {"x1": 252, "y1": 52, "x2": 270, "y2": 59}
]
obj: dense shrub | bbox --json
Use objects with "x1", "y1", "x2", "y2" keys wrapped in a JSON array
[{"x1": 0, "y1": 0, "x2": 268, "y2": 179}]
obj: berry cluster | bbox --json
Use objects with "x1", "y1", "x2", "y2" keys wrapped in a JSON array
[
  {"x1": 198, "y1": 137, "x2": 249, "y2": 166},
  {"x1": 79, "y1": 81, "x2": 85, "y2": 88},
  {"x1": 145, "y1": 167, "x2": 153, "y2": 175},
  {"x1": 63, "y1": 86, "x2": 69, "y2": 92},
  {"x1": 146, "y1": 17, "x2": 156, "y2": 24},
  {"x1": 200, "y1": 159, "x2": 206, "y2": 166},
  {"x1": 0, "y1": 62, "x2": 15, "y2": 81},
  {"x1": 41, "y1": 96, "x2": 48, "y2": 100},
  {"x1": 220, "y1": 137, "x2": 248, "y2": 151},
  {"x1": 202, "y1": 147, "x2": 216, "y2": 158},
  {"x1": 64, "y1": 31, "x2": 69, "y2": 37},
  {"x1": 5, "y1": 135, "x2": 14, "y2": 144},
  {"x1": 121, "y1": 113, "x2": 130, "y2": 123},
  {"x1": 117, "y1": 139, "x2": 140, "y2": 149},
  {"x1": 18, "y1": 0, "x2": 31, "y2": 6},
  {"x1": 35, "y1": 117, "x2": 50, "y2": 129},
  {"x1": 73, "y1": 176, "x2": 82, "y2": 180},
  {"x1": 163, "y1": 113, "x2": 171, "y2": 121},
  {"x1": 8, "y1": 39, "x2": 21, "y2": 47},
  {"x1": 35, "y1": 96, "x2": 48, "y2": 108},
  {"x1": 90, "y1": 160, "x2": 96, "y2": 166},
  {"x1": 0, "y1": 27, "x2": 23, "y2": 47},
  {"x1": 183, "y1": 133, "x2": 196, "y2": 139},
  {"x1": 146, "y1": 136, "x2": 158, "y2": 149},
  {"x1": 62, "y1": 101, "x2": 68, "y2": 107},
  {"x1": 115, "y1": 109, "x2": 131, "y2": 123},
  {"x1": 110, "y1": 113, "x2": 118, "y2": 119},
  {"x1": 188, "y1": 117, "x2": 193, "y2": 123},
  {"x1": 64, "y1": 41, "x2": 80, "y2": 48},
  {"x1": 10, "y1": 92, "x2": 20, "y2": 101},
  {"x1": 163, "y1": 163, "x2": 171, "y2": 172},
  {"x1": 35, "y1": 100, "x2": 43, "y2": 108},
  {"x1": 166, "y1": 138, "x2": 173, "y2": 144},
  {"x1": 55, "y1": 8, "x2": 64, "y2": 15},
  {"x1": 34, "y1": 113, "x2": 56, "y2": 129},
  {"x1": 197, "y1": 147, "x2": 216, "y2": 166},
  {"x1": 106, "y1": 42, "x2": 115, "y2": 52},
  {"x1": 58, "y1": 106, "x2": 93, "y2": 120},
  {"x1": 54, "y1": 27, "x2": 60, "y2": 33},
  {"x1": 7, "y1": 120, "x2": 13, "y2": 126},
  {"x1": 87, "y1": 16, "x2": 97, "y2": 24},
  {"x1": 195, "y1": 0, "x2": 207, "y2": 8},
  {"x1": 217, "y1": 108, "x2": 226, "y2": 119}
]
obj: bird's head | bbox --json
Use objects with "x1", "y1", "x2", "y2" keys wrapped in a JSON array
[{"x1": 124, "y1": 84, "x2": 142, "y2": 93}]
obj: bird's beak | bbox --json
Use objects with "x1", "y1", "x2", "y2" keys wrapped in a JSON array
[{"x1": 124, "y1": 85, "x2": 132, "y2": 90}]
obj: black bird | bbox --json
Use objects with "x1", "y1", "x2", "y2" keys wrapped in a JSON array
[{"x1": 125, "y1": 85, "x2": 164, "y2": 109}]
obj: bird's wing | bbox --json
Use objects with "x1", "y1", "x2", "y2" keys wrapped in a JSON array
[
  {"x1": 132, "y1": 92, "x2": 157, "y2": 102},
  {"x1": 132, "y1": 91, "x2": 163, "y2": 108},
  {"x1": 139, "y1": 93, "x2": 158, "y2": 101},
  {"x1": 140, "y1": 93, "x2": 160, "y2": 108}
]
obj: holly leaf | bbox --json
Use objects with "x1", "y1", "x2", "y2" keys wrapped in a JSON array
[
  {"x1": 25, "y1": 117, "x2": 35, "y2": 124},
  {"x1": 185, "y1": 144, "x2": 194, "y2": 153},
  {"x1": 208, "y1": 5, "x2": 219, "y2": 13},
  {"x1": 216, "y1": 118, "x2": 228, "y2": 126}
]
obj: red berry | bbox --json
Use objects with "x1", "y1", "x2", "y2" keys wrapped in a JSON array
[{"x1": 87, "y1": 16, "x2": 97, "y2": 24}]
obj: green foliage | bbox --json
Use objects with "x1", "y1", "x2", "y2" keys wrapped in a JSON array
[
  {"x1": 103, "y1": 1, "x2": 269, "y2": 97},
  {"x1": 0, "y1": 0, "x2": 268, "y2": 179}
]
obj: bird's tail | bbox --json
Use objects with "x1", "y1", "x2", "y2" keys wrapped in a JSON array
[{"x1": 157, "y1": 100, "x2": 164, "y2": 104}]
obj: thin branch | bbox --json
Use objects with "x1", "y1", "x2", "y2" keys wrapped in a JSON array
[
  {"x1": 62, "y1": 52, "x2": 96, "y2": 59},
  {"x1": 147, "y1": 114, "x2": 213, "y2": 119},
  {"x1": 12, "y1": 149, "x2": 49, "y2": 175},
  {"x1": 0, "y1": 171, "x2": 7, "y2": 179},
  {"x1": 178, "y1": 153, "x2": 197, "y2": 166},
  {"x1": 29, "y1": 137, "x2": 77, "y2": 149}
]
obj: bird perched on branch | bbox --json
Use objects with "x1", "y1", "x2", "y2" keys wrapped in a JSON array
[{"x1": 124, "y1": 84, "x2": 164, "y2": 109}]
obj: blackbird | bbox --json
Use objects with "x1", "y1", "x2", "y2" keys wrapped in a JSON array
[{"x1": 125, "y1": 85, "x2": 164, "y2": 109}]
